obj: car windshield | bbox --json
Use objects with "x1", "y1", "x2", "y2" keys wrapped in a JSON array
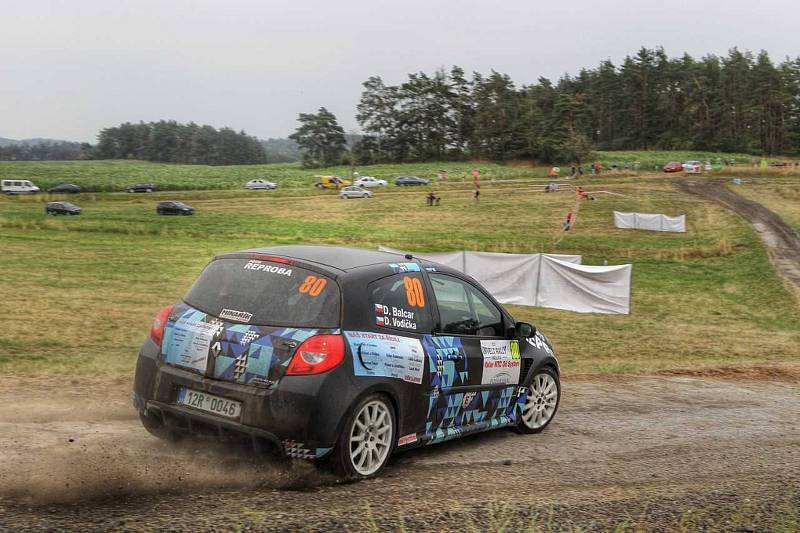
[{"x1": 184, "y1": 257, "x2": 340, "y2": 327}]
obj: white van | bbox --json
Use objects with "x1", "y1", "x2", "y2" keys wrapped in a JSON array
[{"x1": 1, "y1": 179, "x2": 41, "y2": 194}]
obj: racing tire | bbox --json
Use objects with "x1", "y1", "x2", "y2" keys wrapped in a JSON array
[
  {"x1": 138, "y1": 412, "x2": 181, "y2": 442},
  {"x1": 516, "y1": 367, "x2": 560, "y2": 434},
  {"x1": 327, "y1": 394, "x2": 396, "y2": 479}
]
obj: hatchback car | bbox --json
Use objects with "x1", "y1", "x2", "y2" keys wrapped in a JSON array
[
  {"x1": 48, "y1": 183, "x2": 82, "y2": 194},
  {"x1": 127, "y1": 183, "x2": 157, "y2": 193},
  {"x1": 353, "y1": 176, "x2": 387, "y2": 188},
  {"x1": 245, "y1": 179, "x2": 278, "y2": 190},
  {"x1": 662, "y1": 161, "x2": 683, "y2": 173},
  {"x1": 340, "y1": 186, "x2": 373, "y2": 199},
  {"x1": 156, "y1": 201, "x2": 194, "y2": 215},
  {"x1": 395, "y1": 175, "x2": 429, "y2": 186},
  {"x1": 45, "y1": 201, "x2": 81, "y2": 215},
  {"x1": 132, "y1": 246, "x2": 560, "y2": 479}
]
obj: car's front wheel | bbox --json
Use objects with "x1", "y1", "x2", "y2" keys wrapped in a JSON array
[
  {"x1": 329, "y1": 394, "x2": 395, "y2": 479},
  {"x1": 516, "y1": 367, "x2": 560, "y2": 434}
]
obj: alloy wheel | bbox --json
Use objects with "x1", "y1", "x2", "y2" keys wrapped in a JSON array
[
  {"x1": 349, "y1": 400, "x2": 392, "y2": 476},
  {"x1": 521, "y1": 372, "x2": 558, "y2": 430}
]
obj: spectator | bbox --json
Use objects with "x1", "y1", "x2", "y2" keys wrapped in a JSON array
[
  {"x1": 562, "y1": 212, "x2": 573, "y2": 231},
  {"x1": 426, "y1": 191, "x2": 441, "y2": 206},
  {"x1": 473, "y1": 174, "x2": 480, "y2": 203}
]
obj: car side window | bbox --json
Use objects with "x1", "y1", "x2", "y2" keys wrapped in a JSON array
[
  {"x1": 430, "y1": 274, "x2": 504, "y2": 337},
  {"x1": 368, "y1": 273, "x2": 432, "y2": 333}
]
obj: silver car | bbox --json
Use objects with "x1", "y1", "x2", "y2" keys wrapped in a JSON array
[
  {"x1": 339, "y1": 186, "x2": 373, "y2": 199},
  {"x1": 245, "y1": 179, "x2": 278, "y2": 190}
]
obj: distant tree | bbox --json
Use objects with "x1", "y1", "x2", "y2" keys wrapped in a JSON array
[{"x1": 289, "y1": 107, "x2": 347, "y2": 167}]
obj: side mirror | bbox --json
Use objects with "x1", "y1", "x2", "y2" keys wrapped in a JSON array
[{"x1": 515, "y1": 321, "x2": 536, "y2": 339}]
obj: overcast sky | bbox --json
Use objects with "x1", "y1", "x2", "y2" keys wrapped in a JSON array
[{"x1": 2, "y1": 0, "x2": 798, "y2": 142}]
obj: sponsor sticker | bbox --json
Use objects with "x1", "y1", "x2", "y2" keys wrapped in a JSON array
[
  {"x1": 345, "y1": 331, "x2": 425, "y2": 384},
  {"x1": 389, "y1": 262, "x2": 421, "y2": 273},
  {"x1": 480, "y1": 340, "x2": 522, "y2": 385},
  {"x1": 243, "y1": 260, "x2": 293, "y2": 276},
  {"x1": 219, "y1": 308, "x2": 253, "y2": 323},
  {"x1": 462, "y1": 391, "x2": 477, "y2": 408},
  {"x1": 164, "y1": 319, "x2": 215, "y2": 373},
  {"x1": 398, "y1": 433, "x2": 418, "y2": 446}
]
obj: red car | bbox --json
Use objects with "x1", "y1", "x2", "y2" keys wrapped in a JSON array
[{"x1": 663, "y1": 161, "x2": 684, "y2": 173}]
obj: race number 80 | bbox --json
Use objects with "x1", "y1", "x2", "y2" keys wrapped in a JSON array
[
  {"x1": 299, "y1": 275, "x2": 327, "y2": 297},
  {"x1": 403, "y1": 276, "x2": 425, "y2": 307}
]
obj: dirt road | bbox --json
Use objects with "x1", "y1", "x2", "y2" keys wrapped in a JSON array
[
  {"x1": 1, "y1": 376, "x2": 798, "y2": 531},
  {"x1": 678, "y1": 178, "x2": 800, "y2": 297}
]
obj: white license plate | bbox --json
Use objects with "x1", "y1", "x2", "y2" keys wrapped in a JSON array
[{"x1": 177, "y1": 388, "x2": 242, "y2": 419}]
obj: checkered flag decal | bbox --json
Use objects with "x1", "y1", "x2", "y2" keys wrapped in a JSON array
[{"x1": 233, "y1": 353, "x2": 249, "y2": 381}]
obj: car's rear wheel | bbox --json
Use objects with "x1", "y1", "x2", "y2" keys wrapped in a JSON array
[
  {"x1": 329, "y1": 394, "x2": 395, "y2": 479},
  {"x1": 516, "y1": 367, "x2": 560, "y2": 434}
]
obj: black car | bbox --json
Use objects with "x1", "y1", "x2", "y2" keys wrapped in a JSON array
[
  {"x1": 157, "y1": 201, "x2": 194, "y2": 215},
  {"x1": 395, "y1": 175, "x2": 430, "y2": 186},
  {"x1": 127, "y1": 183, "x2": 157, "y2": 193},
  {"x1": 48, "y1": 183, "x2": 82, "y2": 194},
  {"x1": 45, "y1": 201, "x2": 81, "y2": 215},
  {"x1": 133, "y1": 245, "x2": 560, "y2": 479}
]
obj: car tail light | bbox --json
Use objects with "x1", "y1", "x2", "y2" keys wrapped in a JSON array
[
  {"x1": 149, "y1": 305, "x2": 174, "y2": 347},
  {"x1": 286, "y1": 335, "x2": 345, "y2": 375},
  {"x1": 255, "y1": 254, "x2": 291, "y2": 264}
]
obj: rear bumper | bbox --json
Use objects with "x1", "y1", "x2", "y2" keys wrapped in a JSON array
[{"x1": 133, "y1": 341, "x2": 347, "y2": 459}]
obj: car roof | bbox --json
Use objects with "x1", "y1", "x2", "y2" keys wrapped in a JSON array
[{"x1": 234, "y1": 245, "x2": 411, "y2": 272}]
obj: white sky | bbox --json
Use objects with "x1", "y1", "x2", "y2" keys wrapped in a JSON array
[{"x1": 2, "y1": 0, "x2": 798, "y2": 142}]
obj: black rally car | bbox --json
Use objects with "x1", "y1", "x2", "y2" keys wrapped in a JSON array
[{"x1": 133, "y1": 246, "x2": 560, "y2": 478}]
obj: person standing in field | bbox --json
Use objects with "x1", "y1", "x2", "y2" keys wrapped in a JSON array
[
  {"x1": 472, "y1": 170, "x2": 481, "y2": 203},
  {"x1": 548, "y1": 166, "x2": 560, "y2": 179}
]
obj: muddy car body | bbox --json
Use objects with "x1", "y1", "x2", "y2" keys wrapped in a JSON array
[{"x1": 133, "y1": 246, "x2": 560, "y2": 477}]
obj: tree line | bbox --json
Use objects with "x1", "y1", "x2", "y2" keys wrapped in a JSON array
[
  {"x1": 0, "y1": 141, "x2": 92, "y2": 161},
  {"x1": 95, "y1": 121, "x2": 267, "y2": 164},
  {"x1": 291, "y1": 47, "x2": 800, "y2": 166}
]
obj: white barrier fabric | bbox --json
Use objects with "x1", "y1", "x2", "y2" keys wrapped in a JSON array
[
  {"x1": 378, "y1": 247, "x2": 630, "y2": 314},
  {"x1": 613, "y1": 211, "x2": 686, "y2": 233},
  {"x1": 662, "y1": 215, "x2": 686, "y2": 233},
  {"x1": 536, "y1": 256, "x2": 632, "y2": 314},
  {"x1": 613, "y1": 211, "x2": 635, "y2": 229}
]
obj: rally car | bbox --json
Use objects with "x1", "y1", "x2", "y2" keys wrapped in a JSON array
[{"x1": 132, "y1": 245, "x2": 560, "y2": 478}]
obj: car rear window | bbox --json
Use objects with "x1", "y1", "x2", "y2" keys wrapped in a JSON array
[{"x1": 183, "y1": 258, "x2": 340, "y2": 327}]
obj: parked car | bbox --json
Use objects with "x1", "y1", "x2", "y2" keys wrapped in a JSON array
[
  {"x1": 662, "y1": 161, "x2": 684, "y2": 173},
  {"x1": 314, "y1": 176, "x2": 350, "y2": 189},
  {"x1": 340, "y1": 186, "x2": 373, "y2": 199},
  {"x1": 127, "y1": 183, "x2": 157, "y2": 193},
  {"x1": 132, "y1": 245, "x2": 560, "y2": 479},
  {"x1": 353, "y1": 176, "x2": 387, "y2": 188},
  {"x1": 48, "y1": 183, "x2": 82, "y2": 194},
  {"x1": 1, "y1": 179, "x2": 40, "y2": 194},
  {"x1": 395, "y1": 175, "x2": 429, "y2": 186},
  {"x1": 682, "y1": 161, "x2": 703, "y2": 173},
  {"x1": 45, "y1": 201, "x2": 81, "y2": 215},
  {"x1": 245, "y1": 179, "x2": 278, "y2": 190},
  {"x1": 156, "y1": 201, "x2": 194, "y2": 215}
]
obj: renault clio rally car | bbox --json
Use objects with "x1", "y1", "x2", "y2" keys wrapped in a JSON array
[{"x1": 133, "y1": 246, "x2": 560, "y2": 478}]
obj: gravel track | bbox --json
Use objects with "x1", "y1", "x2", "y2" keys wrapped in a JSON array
[{"x1": 1, "y1": 375, "x2": 797, "y2": 531}]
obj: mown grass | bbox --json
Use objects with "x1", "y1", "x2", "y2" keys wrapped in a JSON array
[
  {"x1": 0, "y1": 149, "x2": 788, "y2": 192},
  {"x1": 729, "y1": 181, "x2": 800, "y2": 232},
  {"x1": 1, "y1": 170, "x2": 798, "y2": 377}
]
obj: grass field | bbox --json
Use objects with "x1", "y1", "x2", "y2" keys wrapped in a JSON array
[
  {"x1": 2, "y1": 163, "x2": 799, "y2": 377},
  {"x1": 729, "y1": 181, "x2": 800, "y2": 233},
  {"x1": 0, "y1": 149, "x2": 778, "y2": 192}
]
